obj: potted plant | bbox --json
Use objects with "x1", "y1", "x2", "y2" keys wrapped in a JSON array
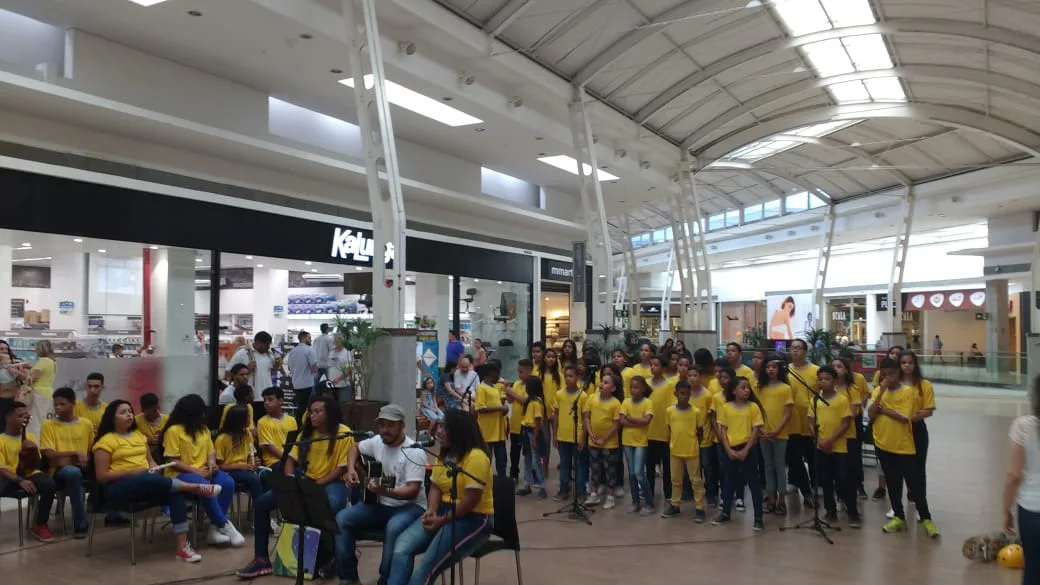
[
  {"x1": 334, "y1": 316, "x2": 389, "y2": 431},
  {"x1": 804, "y1": 327, "x2": 837, "y2": 365}
]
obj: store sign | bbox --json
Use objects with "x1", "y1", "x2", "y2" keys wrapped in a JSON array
[
  {"x1": 330, "y1": 227, "x2": 394, "y2": 268},
  {"x1": 903, "y1": 289, "x2": 986, "y2": 311},
  {"x1": 58, "y1": 300, "x2": 75, "y2": 315},
  {"x1": 541, "y1": 258, "x2": 574, "y2": 281},
  {"x1": 273, "y1": 305, "x2": 285, "y2": 316},
  {"x1": 875, "y1": 294, "x2": 890, "y2": 312},
  {"x1": 571, "y1": 242, "x2": 586, "y2": 303}
]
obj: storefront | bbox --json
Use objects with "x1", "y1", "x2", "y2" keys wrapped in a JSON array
[
  {"x1": 0, "y1": 166, "x2": 535, "y2": 406},
  {"x1": 904, "y1": 288, "x2": 988, "y2": 353},
  {"x1": 826, "y1": 296, "x2": 867, "y2": 346},
  {"x1": 718, "y1": 301, "x2": 767, "y2": 345},
  {"x1": 539, "y1": 258, "x2": 573, "y2": 350}
]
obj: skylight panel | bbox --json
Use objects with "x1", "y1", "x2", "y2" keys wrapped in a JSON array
[
  {"x1": 792, "y1": 120, "x2": 854, "y2": 136},
  {"x1": 537, "y1": 155, "x2": 620, "y2": 181},
  {"x1": 828, "y1": 80, "x2": 871, "y2": 103},
  {"x1": 773, "y1": 0, "x2": 832, "y2": 36},
  {"x1": 842, "y1": 34, "x2": 893, "y2": 70},
  {"x1": 339, "y1": 75, "x2": 483, "y2": 127},
  {"x1": 802, "y1": 39, "x2": 855, "y2": 77},
  {"x1": 863, "y1": 77, "x2": 907, "y2": 101},
  {"x1": 819, "y1": 0, "x2": 876, "y2": 28}
]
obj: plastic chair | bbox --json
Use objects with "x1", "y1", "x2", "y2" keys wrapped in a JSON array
[
  {"x1": 0, "y1": 487, "x2": 36, "y2": 547},
  {"x1": 84, "y1": 481, "x2": 162, "y2": 565},
  {"x1": 469, "y1": 475, "x2": 522, "y2": 585}
]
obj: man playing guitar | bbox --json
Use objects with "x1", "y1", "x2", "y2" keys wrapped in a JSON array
[{"x1": 335, "y1": 404, "x2": 427, "y2": 585}]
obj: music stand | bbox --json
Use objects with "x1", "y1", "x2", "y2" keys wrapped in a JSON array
[{"x1": 266, "y1": 472, "x2": 338, "y2": 585}]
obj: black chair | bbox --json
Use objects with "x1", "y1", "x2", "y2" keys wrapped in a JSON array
[
  {"x1": 84, "y1": 480, "x2": 163, "y2": 565},
  {"x1": 468, "y1": 475, "x2": 523, "y2": 585},
  {"x1": 0, "y1": 486, "x2": 36, "y2": 547}
]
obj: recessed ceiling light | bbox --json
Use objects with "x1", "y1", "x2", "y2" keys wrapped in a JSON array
[
  {"x1": 545, "y1": 297, "x2": 550, "y2": 301},
  {"x1": 195, "y1": 258, "x2": 202, "y2": 263},
  {"x1": 128, "y1": 0, "x2": 169, "y2": 6},
  {"x1": 256, "y1": 264, "x2": 264, "y2": 268},
  {"x1": 305, "y1": 261, "x2": 312, "y2": 266},
  {"x1": 245, "y1": 256, "x2": 253, "y2": 260},
  {"x1": 330, "y1": 68, "x2": 343, "y2": 74},
  {"x1": 98, "y1": 249, "x2": 106, "y2": 254},
  {"x1": 475, "y1": 128, "x2": 485, "y2": 132},
  {"x1": 73, "y1": 238, "x2": 83, "y2": 243},
  {"x1": 300, "y1": 33, "x2": 313, "y2": 40},
  {"x1": 14, "y1": 246, "x2": 31, "y2": 251},
  {"x1": 339, "y1": 76, "x2": 483, "y2": 127},
  {"x1": 537, "y1": 155, "x2": 620, "y2": 181},
  {"x1": 473, "y1": 279, "x2": 480, "y2": 283},
  {"x1": 355, "y1": 266, "x2": 364, "y2": 271},
  {"x1": 150, "y1": 245, "x2": 159, "y2": 250},
  {"x1": 187, "y1": 9, "x2": 201, "y2": 16},
  {"x1": 497, "y1": 281, "x2": 503, "y2": 284},
  {"x1": 20, "y1": 242, "x2": 30, "y2": 247},
  {"x1": 311, "y1": 268, "x2": 318, "y2": 272}
]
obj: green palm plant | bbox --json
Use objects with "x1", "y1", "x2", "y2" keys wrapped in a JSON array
[
  {"x1": 333, "y1": 316, "x2": 388, "y2": 400},
  {"x1": 804, "y1": 327, "x2": 836, "y2": 365}
]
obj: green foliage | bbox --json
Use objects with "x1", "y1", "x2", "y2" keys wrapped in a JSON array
[
  {"x1": 742, "y1": 322, "x2": 767, "y2": 349},
  {"x1": 804, "y1": 327, "x2": 836, "y2": 365},
  {"x1": 333, "y1": 316, "x2": 389, "y2": 400}
]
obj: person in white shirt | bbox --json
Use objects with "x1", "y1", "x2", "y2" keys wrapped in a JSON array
[
  {"x1": 285, "y1": 331, "x2": 318, "y2": 418},
  {"x1": 313, "y1": 324, "x2": 334, "y2": 388},
  {"x1": 1004, "y1": 376, "x2": 1040, "y2": 582},
  {"x1": 336, "y1": 404, "x2": 427, "y2": 585},
  {"x1": 327, "y1": 337, "x2": 354, "y2": 403},
  {"x1": 228, "y1": 331, "x2": 280, "y2": 395},
  {"x1": 452, "y1": 355, "x2": 479, "y2": 408},
  {"x1": 219, "y1": 364, "x2": 251, "y2": 405}
]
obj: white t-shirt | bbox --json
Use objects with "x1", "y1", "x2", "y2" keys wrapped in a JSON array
[
  {"x1": 286, "y1": 344, "x2": 318, "y2": 390},
  {"x1": 453, "y1": 370, "x2": 479, "y2": 398},
  {"x1": 314, "y1": 334, "x2": 334, "y2": 368},
  {"x1": 328, "y1": 348, "x2": 354, "y2": 388},
  {"x1": 357, "y1": 436, "x2": 428, "y2": 509},
  {"x1": 1010, "y1": 415, "x2": 1040, "y2": 512},
  {"x1": 218, "y1": 385, "x2": 237, "y2": 405},
  {"x1": 229, "y1": 346, "x2": 275, "y2": 391}
]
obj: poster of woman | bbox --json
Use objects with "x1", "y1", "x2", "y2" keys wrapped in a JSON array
[{"x1": 766, "y1": 293, "x2": 814, "y2": 340}]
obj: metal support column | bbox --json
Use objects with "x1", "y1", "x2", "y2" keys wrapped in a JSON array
[
  {"x1": 811, "y1": 204, "x2": 837, "y2": 333},
  {"x1": 568, "y1": 88, "x2": 614, "y2": 326},
  {"x1": 671, "y1": 188, "x2": 695, "y2": 330},
  {"x1": 660, "y1": 247, "x2": 675, "y2": 343},
  {"x1": 342, "y1": 0, "x2": 407, "y2": 328},
  {"x1": 1033, "y1": 214, "x2": 1040, "y2": 335},
  {"x1": 684, "y1": 159, "x2": 713, "y2": 329},
  {"x1": 622, "y1": 214, "x2": 641, "y2": 330},
  {"x1": 885, "y1": 185, "x2": 916, "y2": 347}
]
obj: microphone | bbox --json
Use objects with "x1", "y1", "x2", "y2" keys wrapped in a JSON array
[
  {"x1": 405, "y1": 439, "x2": 436, "y2": 449},
  {"x1": 348, "y1": 430, "x2": 376, "y2": 439}
]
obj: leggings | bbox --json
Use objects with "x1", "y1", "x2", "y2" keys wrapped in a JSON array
[
  {"x1": 1019, "y1": 505, "x2": 1040, "y2": 585},
  {"x1": 509, "y1": 433, "x2": 523, "y2": 480},
  {"x1": 911, "y1": 421, "x2": 929, "y2": 499},
  {"x1": 645, "y1": 440, "x2": 671, "y2": 502},
  {"x1": 875, "y1": 447, "x2": 931, "y2": 521}
]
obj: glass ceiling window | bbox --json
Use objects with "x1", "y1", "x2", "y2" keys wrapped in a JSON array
[
  {"x1": 720, "y1": 120, "x2": 858, "y2": 163},
  {"x1": 774, "y1": 0, "x2": 906, "y2": 104}
]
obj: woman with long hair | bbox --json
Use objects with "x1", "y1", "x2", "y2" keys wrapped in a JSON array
[
  {"x1": 674, "y1": 340, "x2": 692, "y2": 362},
  {"x1": 25, "y1": 340, "x2": 57, "y2": 437},
  {"x1": 93, "y1": 400, "x2": 221, "y2": 562},
  {"x1": 886, "y1": 350, "x2": 939, "y2": 537},
  {"x1": 769, "y1": 296, "x2": 796, "y2": 340},
  {"x1": 1003, "y1": 375, "x2": 1040, "y2": 584},
  {"x1": 757, "y1": 355, "x2": 793, "y2": 515},
  {"x1": 162, "y1": 394, "x2": 243, "y2": 547},
  {"x1": 389, "y1": 409, "x2": 494, "y2": 585},
  {"x1": 560, "y1": 339, "x2": 579, "y2": 370},
  {"x1": 215, "y1": 404, "x2": 264, "y2": 503}
]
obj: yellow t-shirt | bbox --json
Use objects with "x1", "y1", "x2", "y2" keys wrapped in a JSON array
[
  {"x1": 583, "y1": 395, "x2": 622, "y2": 449},
  {"x1": 872, "y1": 369, "x2": 882, "y2": 389},
  {"x1": 706, "y1": 378, "x2": 724, "y2": 396},
  {"x1": 219, "y1": 403, "x2": 255, "y2": 431},
  {"x1": 689, "y1": 388, "x2": 715, "y2": 447},
  {"x1": 540, "y1": 372, "x2": 560, "y2": 414},
  {"x1": 162, "y1": 424, "x2": 215, "y2": 477},
  {"x1": 667, "y1": 404, "x2": 704, "y2": 458},
  {"x1": 475, "y1": 382, "x2": 506, "y2": 443},
  {"x1": 215, "y1": 433, "x2": 252, "y2": 466},
  {"x1": 431, "y1": 448, "x2": 494, "y2": 515},
  {"x1": 289, "y1": 424, "x2": 354, "y2": 481},
  {"x1": 93, "y1": 431, "x2": 149, "y2": 473},
  {"x1": 74, "y1": 400, "x2": 108, "y2": 430},
  {"x1": 716, "y1": 401, "x2": 764, "y2": 447},
  {"x1": 838, "y1": 385, "x2": 861, "y2": 440},
  {"x1": 911, "y1": 379, "x2": 936, "y2": 413},
  {"x1": 31, "y1": 357, "x2": 56, "y2": 398},
  {"x1": 734, "y1": 364, "x2": 756, "y2": 389},
  {"x1": 787, "y1": 364, "x2": 819, "y2": 436},
  {"x1": 257, "y1": 414, "x2": 299, "y2": 467},
  {"x1": 134, "y1": 413, "x2": 168, "y2": 440},
  {"x1": 852, "y1": 372, "x2": 869, "y2": 404},
  {"x1": 620, "y1": 397, "x2": 654, "y2": 447},
  {"x1": 758, "y1": 382, "x2": 794, "y2": 440},
  {"x1": 0, "y1": 431, "x2": 39, "y2": 476},
  {"x1": 647, "y1": 377, "x2": 677, "y2": 442},
  {"x1": 507, "y1": 380, "x2": 528, "y2": 436},
  {"x1": 624, "y1": 364, "x2": 653, "y2": 399},
  {"x1": 555, "y1": 389, "x2": 588, "y2": 443},
  {"x1": 40, "y1": 417, "x2": 95, "y2": 459},
  {"x1": 521, "y1": 399, "x2": 545, "y2": 428},
  {"x1": 871, "y1": 386, "x2": 917, "y2": 455},
  {"x1": 810, "y1": 391, "x2": 852, "y2": 453}
]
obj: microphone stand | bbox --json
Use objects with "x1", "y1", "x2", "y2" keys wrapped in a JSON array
[
  {"x1": 543, "y1": 382, "x2": 593, "y2": 525},
  {"x1": 779, "y1": 367, "x2": 837, "y2": 544}
]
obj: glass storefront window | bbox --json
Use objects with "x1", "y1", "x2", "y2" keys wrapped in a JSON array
[
  {"x1": 827, "y1": 296, "x2": 867, "y2": 345},
  {"x1": 459, "y1": 277, "x2": 530, "y2": 377}
]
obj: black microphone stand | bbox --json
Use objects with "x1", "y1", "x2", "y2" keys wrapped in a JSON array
[
  {"x1": 543, "y1": 379, "x2": 593, "y2": 525},
  {"x1": 779, "y1": 367, "x2": 838, "y2": 544}
]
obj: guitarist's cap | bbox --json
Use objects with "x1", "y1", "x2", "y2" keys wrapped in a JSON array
[{"x1": 377, "y1": 404, "x2": 407, "y2": 422}]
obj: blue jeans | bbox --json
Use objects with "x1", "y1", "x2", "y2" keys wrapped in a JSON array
[
  {"x1": 522, "y1": 428, "x2": 545, "y2": 488},
  {"x1": 177, "y1": 470, "x2": 235, "y2": 527},
  {"x1": 558, "y1": 442, "x2": 588, "y2": 497},
  {"x1": 107, "y1": 474, "x2": 190, "y2": 534},
  {"x1": 53, "y1": 465, "x2": 88, "y2": 529},
  {"x1": 623, "y1": 446, "x2": 651, "y2": 506},
  {"x1": 721, "y1": 443, "x2": 763, "y2": 520},
  {"x1": 335, "y1": 502, "x2": 424, "y2": 581},
  {"x1": 388, "y1": 503, "x2": 492, "y2": 585},
  {"x1": 1019, "y1": 505, "x2": 1040, "y2": 585},
  {"x1": 253, "y1": 479, "x2": 348, "y2": 559},
  {"x1": 760, "y1": 439, "x2": 788, "y2": 495},
  {"x1": 226, "y1": 469, "x2": 265, "y2": 501}
]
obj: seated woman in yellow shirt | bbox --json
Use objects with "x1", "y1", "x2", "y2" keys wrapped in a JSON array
[
  {"x1": 215, "y1": 405, "x2": 263, "y2": 502},
  {"x1": 92, "y1": 400, "x2": 222, "y2": 563},
  {"x1": 162, "y1": 394, "x2": 244, "y2": 547},
  {"x1": 389, "y1": 410, "x2": 494, "y2": 585}
]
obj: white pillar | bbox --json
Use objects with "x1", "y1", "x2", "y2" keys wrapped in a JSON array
[
  {"x1": 50, "y1": 252, "x2": 88, "y2": 332},
  {"x1": 252, "y1": 268, "x2": 289, "y2": 338},
  {"x1": 987, "y1": 278, "x2": 1010, "y2": 373},
  {"x1": 0, "y1": 245, "x2": 11, "y2": 329},
  {"x1": 414, "y1": 273, "x2": 451, "y2": 362},
  {"x1": 150, "y1": 248, "x2": 198, "y2": 400}
]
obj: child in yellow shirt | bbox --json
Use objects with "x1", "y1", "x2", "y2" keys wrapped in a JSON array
[
  {"x1": 515, "y1": 377, "x2": 546, "y2": 498},
  {"x1": 554, "y1": 364, "x2": 589, "y2": 502},
  {"x1": 215, "y1": 405, "x2": 263, "y2": 502},
  {"x1": 474, "y1": 361, "x2": 509, "y2": 476},
  {"x1": 808, "y1": 366, "x2": 860, "y2": 528},
  {"x1": 620, "y1": 376, "x2": 654, "y2": 514},
  {"x1": 712, "y1": 376, "x2": 765, "y2": 530},
  {"x1": 660, "y1": 381, "x2": 707, "y2": 523},
  {"x1": 583, "y1": 371, "x2": 622, "y2": 509}
]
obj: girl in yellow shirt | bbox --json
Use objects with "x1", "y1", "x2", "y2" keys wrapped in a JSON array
[
  {"x1": 583, "y1": 372, "x2": 623, "y2": 509},
  {"x1": 896, "y1": 350, "x2": 939, "y2": 537},
  {"x1": 215, "y1": 405, "x2": 263, "y2": 502},
  {"x1": 713, "y1": 377, "x2": 765, "y2": 530},
  {"x1": 539, "y1": 349, "x2": 562, "y2": 478},
  {"x1": 832, "y1": 354, "x2": 868, "y2": 500},
  {"x1": 516, "y1": 377, "x2": 546, "y2": 498},
  {"x1": 620, "y1": 376, "x2": 654, "y2": 514},
  {"x1": 757, "y1": 357, "x2": 794, "y2": 515}
]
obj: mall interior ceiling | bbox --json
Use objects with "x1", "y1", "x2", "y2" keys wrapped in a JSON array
[{"x1": 0, "y1": 0, "x2": 1038, "y2": 270}]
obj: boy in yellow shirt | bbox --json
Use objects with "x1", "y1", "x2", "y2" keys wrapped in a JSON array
[
  {"x1": 135, "y1": 392, "x2": 168, "y2": 448},
  {"x1": 660, "y1": 381, "x2": 707, "y2": 523},
  {"x1": 504, "y1": 359, "x2": 532, "y2": 483},
  {"x1": 74, "y1": 372, "x2": 108, "y2": 431},
  {"x1": 807, "y1": 366, "x2": 860, "y2": 529},
  {"x1": 554, "y1": 364, "x2": 589, "y2": 502},
  {"x1": 474, "y1": 361, "x2": 508, "y2": 476},
  {"x1": 0, "y1": 400, "x2": 57, "y2": 542},
  {"x1": 41, "y1": 387, "x2": 95, "y2": 536},
  {"x1": 256, "y1": 387, "x2": 298, "y2": 480}
]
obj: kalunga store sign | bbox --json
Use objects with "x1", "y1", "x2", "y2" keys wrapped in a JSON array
[{"x1": 902, "y1": 289, "x2": 986, "y2": 311}]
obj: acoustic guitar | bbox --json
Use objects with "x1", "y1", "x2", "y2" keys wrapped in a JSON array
[
  {"x1": 355, "y1": 454, "x2": 395, "y2": 505},
  {"x1": 16, "y1": 425, "x2": 40, "y2": 479}
]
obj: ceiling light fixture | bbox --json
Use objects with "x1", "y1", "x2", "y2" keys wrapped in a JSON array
[
  {"x1": 73, "y1": 238, "x2": 83, "y2": 243},
  {"x1": 302, "y1": 273, "x2": 344, "y2": 281},
  {"x1": 11, "y1": 256, "x2": 53, "y2": 262},
  {"x1": 355, "y1": 266, "x2": 364, "y2": 271},
  {"x1": 339, "y1": 76, "x2": 483, "y2": 127},
  {"x1": 150, "y1": 245, "x2": 159, "y2": 250},
  {"x1": 97, "y1": 249, "x2": 106, "y2": 254},
  {"x1": 304, "y1": 261, "x2": 312, "y2": 266},
  {"x1": 245, "y1": 256, "x2": 253, "y2": 260},
  {"x1": 20, "y1": 242, "x2": 30, "y2": 247},
  {"x1": 256, "y1": 264, "x2": 264, "y2": 268},
  {"x1": 537, "y1": 155, "x2": 620, "y2": 181},
  {"x1": 195, "y1": 258, "x2": 202, "y2": 263},
  {"x1": 127, "y1": 0, "x2": 170, "y2": 6},
  {"x1": 14, "y1": 246, "x2": 31, "y2": 251}
]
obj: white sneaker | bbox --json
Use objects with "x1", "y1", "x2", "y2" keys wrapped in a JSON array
[
  {"x1": 785, "y1": 483, "x2": 797, "y2": 495},
  {"x1": 175, "y1": 542, "x2": 202, "y2": 563},
  {"x1": 271, "y1": 518, "x2": 281, "y2": 535},
  {"x1": 615, "y1": 487, "x2": 625, "y2": 497},
  {"x1": 219, "y1": 522, "x2": 246, "y2": 547},
  {"x1": 584, "y1": 493, "x2": 602, "y2": 506},
  {"x1": 885, "y1": 508, "x2": 896, "y2": 519},
  {"x1": 207, "y1": 524, "x2": 231, "y2": 546},
  {"x1": 603, "y1": 495, "x2": 616, "y2": 509}
]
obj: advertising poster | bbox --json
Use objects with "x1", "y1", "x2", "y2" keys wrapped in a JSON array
[{"x1": 766, "y1": 293, "x2": 816, "y2": 340}]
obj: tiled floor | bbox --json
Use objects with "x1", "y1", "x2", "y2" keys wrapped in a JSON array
[{"x1": 0, "y1": 397, "x2": 1027, "y2": 585}]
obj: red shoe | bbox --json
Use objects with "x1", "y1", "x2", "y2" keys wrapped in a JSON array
[
  {"x1": 31, "y1": 525, "x2": 55, "y2": 543},
  {"x1": 175, "y1": 542, "x2": 202, "y2": 563}
]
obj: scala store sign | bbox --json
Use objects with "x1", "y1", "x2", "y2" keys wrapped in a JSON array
[{"x1": 330, "y1": 227, "x2": 394, "y2": 268}]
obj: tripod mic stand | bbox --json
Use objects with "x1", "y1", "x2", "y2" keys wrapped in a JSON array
[
  {"x1": 779, "y1": 369, "x2": 838, "y2": 544},
  {"x1": 543, "y1": 391, "x2": 592, "y2": 524}
]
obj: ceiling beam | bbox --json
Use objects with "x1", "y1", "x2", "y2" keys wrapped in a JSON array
[
  {"x1": 483, "y1": 0, "x2": 534, "y2": 38},
  {"x1": 766, "y1": 134, "x2": 912, "y2": 185},
  {"x1": 695, "y1": 102, "x2": 1040, "y2": 162},
  {"x1": 698, "y1": 164, "x2": 832, "y2": 201},
  {"x1": 635, "y1": 19, "x2": 1040, "y2": 125},
  {"x1": 680, "y1": 65, "x2": 1040, "y2": 150}
]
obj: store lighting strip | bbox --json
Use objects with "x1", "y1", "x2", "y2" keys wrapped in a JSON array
[
  {"x1": 537, "y1": 155, "x2": 620, "y2": 181},
  {"x1": 339, "y1": 75, "x2": 483, "y2": 127},
  {"x1": 12, "y1": 256, "x2": 52, "y2": 262},
  {"x1": 127, "y1": 0, "x2": 169, "y2": 6}
]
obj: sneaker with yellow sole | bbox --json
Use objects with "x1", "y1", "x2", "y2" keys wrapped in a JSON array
[
  {"x1": 921, "y1": 519, "x2": 941, "y2": 539},
  {"x1": 882, "y1": 517, "x2": 907, "y2": 534}
]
